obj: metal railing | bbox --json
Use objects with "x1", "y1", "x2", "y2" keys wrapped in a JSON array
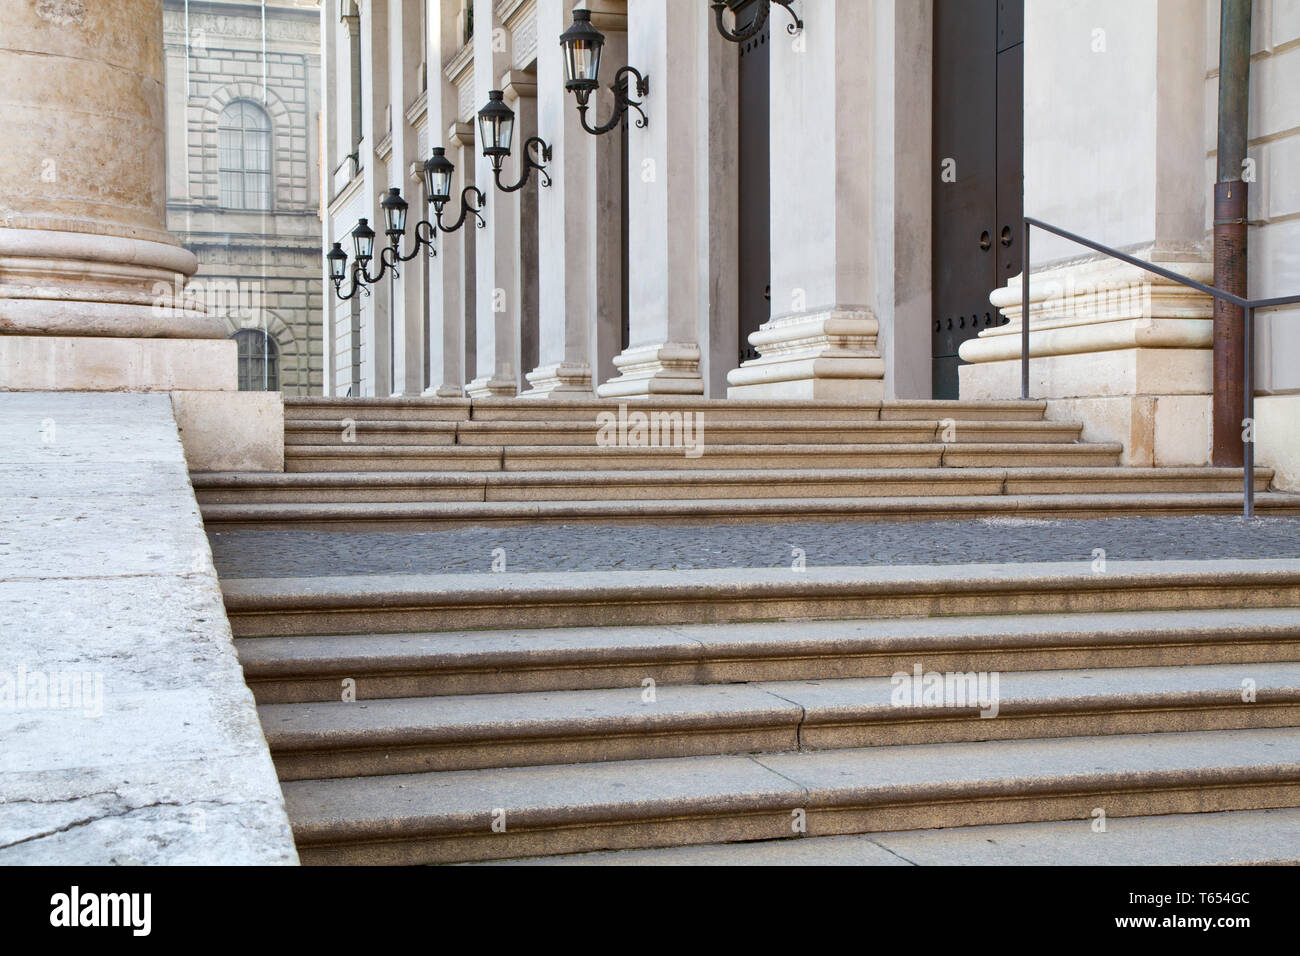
[{"x1": 1018, "y1": 216, "x2": 1300, "y2": 519}]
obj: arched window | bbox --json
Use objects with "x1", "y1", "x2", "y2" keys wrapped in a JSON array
[
  {"x1": 218, "y1": 101, "x2": 272, "y2": 210},
  {"x1": 233, "y1": 329, "x2": 279, "y2": 391}
]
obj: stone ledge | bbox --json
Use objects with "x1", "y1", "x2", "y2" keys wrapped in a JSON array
[{"x1": 0, "y1": 392, "x2": 297, "y2": 865}]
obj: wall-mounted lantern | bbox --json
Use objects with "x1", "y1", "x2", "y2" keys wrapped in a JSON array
[
  {"x1": 710, "y1": 1, "x2": 802, "y2": 43},
  {"x1": 478, "y1": 90, "x2": 553, "y2": 193},
  {"x1": 327, "y1": 187, "x2": 437, "y2": 300},
  {"x1": 559, "y1": 10, "x2": 649, "y2": 136},
  {"x1": 423, "y1": 147, "x2": 486, "y2": 233}
]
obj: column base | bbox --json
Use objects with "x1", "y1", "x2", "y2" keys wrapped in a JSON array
[
  {"x1": 520, "y1": 362, "x2": 596, "y2": 399},
  {"x1": 0, "y1": 336, "x2": 236, "y2": 391},
  {"x1": 465, "y1": 375, "x2": 518, "y2": 398},
  {"x1": 726, "y1": 308, "x2": 885, "y2": 401},
  {"x1": 958, "y1": 347, "x2": 1212, "y2": 401},
  {"x1": 423, "y1": 384, "x2": 465, "y2": 398},
  {"x1": 596, "y1": 343, "x2": 704, "y2": 398}
]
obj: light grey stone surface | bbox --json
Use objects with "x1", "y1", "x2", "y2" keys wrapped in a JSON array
[
  {"x1": 496, "y1": 807, "x2": 1300, "y2": 866},
  {"x1": 0, "y1": 392, "x2": 297, "y2": 865}
]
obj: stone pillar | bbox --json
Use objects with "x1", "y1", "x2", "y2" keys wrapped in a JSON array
[
  {"x1": 503, "y1": 71, "x2": 541, "y2": 394},
  {"x1": 597, "y1": 0, "x2": 706, "y2": 398},
  {"x1": 524, "y1": 0, "x2": 598, "y2": 399},
  {"x1": 588, "y1": 1, "x2": 629, "y2": 391},
  {"x1": 0, "y1": 0, "x2": 232, "y2": 390},
  {"x1": 467, "y1": 3, "x2": 518, "y2": 397},
  {"x1": 387, "y1": 0, "x2": 426, "y2": 396},
  {"x1": 359, "y1": 0, "x2": 392, "y2": 397},
  {"x1": 727, "y1": 0, "x2": 884, "y2": 401},
  {"x1": 423, "y1": 2, "x2": 468, "y2": 398},
  {"x1": 958, "y1": 0, "x2": 1211, "y2": 466}
]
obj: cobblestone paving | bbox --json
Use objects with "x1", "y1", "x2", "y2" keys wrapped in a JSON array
[{"x1": 209, "y1": 515, "x2": 1300, "y2": 578}]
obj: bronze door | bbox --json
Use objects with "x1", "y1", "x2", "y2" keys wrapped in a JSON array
[{"x1": 931, "y1": 0, "x2": 1023, "y2": 399}]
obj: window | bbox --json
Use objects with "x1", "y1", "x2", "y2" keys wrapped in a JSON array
[
  {"x1": 233, "y1": 328, "x2": 279, "y2": 391},
  {"x1": 219, "y1": 101, "x2": 273, "y2": 210}
]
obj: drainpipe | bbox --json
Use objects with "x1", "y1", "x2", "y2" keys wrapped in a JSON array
[{"x1": 1212, "y1": 0, "x2": 1252, "y2": 466}]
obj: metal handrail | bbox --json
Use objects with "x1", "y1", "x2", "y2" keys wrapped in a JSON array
[{"x1": 1018, "y1": 216, "x2": 1300, "y2": 518}]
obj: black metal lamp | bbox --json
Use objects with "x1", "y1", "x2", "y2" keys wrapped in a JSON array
[
  {"x1": 351, "y1": 218, "x2": 376, "y2": 265},
  {"x1": 710, "y1": 1, "x2": 802, "y2": 43},
  {"x1": 477, "y1": 90, "x2": 552, "y2": 193},
  {"x1": 328, "y1": 187, "x2": 441, "y2": 300},
  {"x1": 560, "y1": 10, "x2": 648, "y2": 136},
  {"x1": 423, "y1": 146, "x2": 486, "y2": 233},
  {"x1": 381, "y1": 187, "x2": 409, "y2": 242}
]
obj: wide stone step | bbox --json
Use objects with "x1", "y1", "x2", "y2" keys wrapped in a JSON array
[
  {"x1": 483, "y1": 807, "x2": 1300, "y2": 866},
  {"x1": 220, "y1": 560, "x2": 1300, "y2": 638},
  {"x1": 236, "y1": 607, "x2": 1300, "y2": 703},
  {"x1": 281, "y1": 441, "x2": 1124, "y2": 473},
  {"x1": 192, "y1": 467, "x2": 1273, "y2": 505},
  {"x1": 281, "y1": 726, "x2": 1300, "y2": 864},
  {"x1": 189, "y1": 468, "x2": 1268, "y2": 509},
  {"x1": 282, "y1": 397, "x2": 1049, "y2": 424},
  {"x1": 193, "y1": 466, "x2": 1266, "y2": 505},
  {"x1": 259, "y1": 663, "x2": 1300, "y2": 780},
  {"x1": 199, "y1": 491, "x2": 1297, "y2": 531},
  {"x1": 282, "y1": 418, "x2": 1084, "y2": 448}
]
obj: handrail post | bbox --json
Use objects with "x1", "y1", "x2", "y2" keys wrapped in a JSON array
[
  {"x1": 1021, "y1": 221, "x2": 1030, "y2": 400},
  {"x1": 1244, "y1": 305, "x2": 1255, "y2": 518}
]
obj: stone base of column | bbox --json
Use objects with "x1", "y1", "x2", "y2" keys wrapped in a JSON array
[
  {"x1": 423, "y1": 384, "x2": 466, "y2": 398},
  {"x1": 465, "y1": 374, "x2": 519, "y2": 398},
  {"x1": 0, "y1": 336, "x2": 236, "y2": 391},
  {"x1": 961, "y1": 257, "x2": 1211, "y2": 385},
  {"x1": 596, "y1": 343, "x2": 704, "y2": 399},
  {"x1": 520, "y1": 362, "x2": 596, "y2": 399},
  {"x1": 958, "y1": 254, "x2": 1217, "y2": 467},
  {"x1": 726, "y1": 308, "x2": 885, "y2": 401}
]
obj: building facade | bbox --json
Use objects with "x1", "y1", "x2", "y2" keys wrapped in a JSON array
[
  {"x1": 164, "y1": 0, "x2": 325, "y2": 396},
  {"x1": 319, "y1": 0, "x2": 1300, "y2": 481}
]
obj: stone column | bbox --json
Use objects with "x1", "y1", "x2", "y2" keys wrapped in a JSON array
[
  {"x1": 503, "y1": 71, "x2": 541, "y2": 394},
  {"x1": 524, "y1": 0, "x2": 598, "y2": 399},
  {"x1": 728, "y1": 0, "x2": 885, "y2": 401},
  {"x1": 0, "y1": 0, "x2": 232, "y2": 390},
  {"x1": 587, "y1": 0, "x2": 629, "y2": 391},
  {"x1": 359, "y1": 0, "x2": 392, "y2": 397},
  {"x1": 467, "y1": 2, "x2": 519, "y2": 397},
  {"x1": 958, "y1": 0, "x2": 1211, "y2": 466},
  {"x1": 597, "y1": 0, "x2": 706, "y2": 398},
  {"x1": 387, "y1": 0, "x2": 426, "y2": 396},
  {"x1": 423, "y1": 1, "x2": 468, "y2": 398}
]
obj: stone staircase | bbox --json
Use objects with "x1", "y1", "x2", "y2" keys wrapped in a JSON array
[
  {"x1": 221, "y1": 561, "x2": 1300, "y2": 865},
  {"x1": 200, "y1": 397, "x2": 1300, "y2": 864},
  {"x1": 192, "y1": 397, "x2": 1297, "y2": 530}
]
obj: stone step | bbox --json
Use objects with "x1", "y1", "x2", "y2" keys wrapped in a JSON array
[
  {"x1": 283, "y1": 398, "x2": 472, "y2": 422},
  {"x1": 281, "y1": 726, "x2": 1300, "y2": 864},
  {"x1": 470, "y1": 398, "x2": 1052, "y2": 423},
  {"x1": 282, "y1": 418, "x2": 1084, "y2": 448},
  {"x1": 280, "y1": 441, "x2": 1124, "y2": 473},
  {"x1": 192, "y1": 466, "x2": 1274, "y2": 505},
  {"x1": 482, "y1": 807, "x2": 1300, "y2": 865},
  {"x1": 259, "y1": 663, "x2": 1300, "y2": 780},
  {"x1": 199, "y1": 491, "x2": 1298, "y2": 531},
  {"x1": 220, "y1": 560, "x2": 1300, "y2": 638},
  {"x1": 282, "y1": 397, "x2": 1049, "y2": 424},
  {"x1": 235, "y1": 607, "x2": 1300, "y2": 703}
]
